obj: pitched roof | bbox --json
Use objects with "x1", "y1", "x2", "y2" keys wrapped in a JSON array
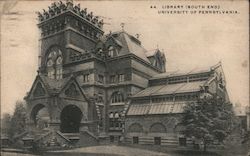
[
  {"x1": 107, "y1": 31, "x2": 150, "y2": 63},
  {"x1": 133, "y1": 81, "x2": 206, "y2": 98},
  {"x1": 127, "y1": 101, "x2": 188, "y2": 116},
  {"x1": 151, "y1": 62, "x2": 221, "y2": 80}
]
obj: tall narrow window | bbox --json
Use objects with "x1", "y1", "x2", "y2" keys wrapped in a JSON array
[
  {"x1": 46, "y1": 47, "x2": 63, "y2": 80},
  {"x1": 55, "y1": 56, "x2": 63, "y2": 80},
  {"x1": 118, "y1": 74, "x2": 124, "y2": 82},
  {"x1": 83, "y1": 74, "x2": 89, "y2": 82},
  {"x1": 98, "y1": 75, "x2": 104, "y2": 83},
  {"x1": 110, "y1": 75, "x2": 116, "y2": 83},
  {"x1": 108, "y1": 46, "x2": 114, "y2": 57},
  {"x1": 111, "y1": 91, "x2": 124, "y2": 103}
]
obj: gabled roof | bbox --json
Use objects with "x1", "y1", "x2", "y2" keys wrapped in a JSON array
[
  {"x1": 26, "y1": 74, "x2": 88, "y2": 99},
  {"x1": 39, "y1": 75, "x2": 71, "y2": 94}
]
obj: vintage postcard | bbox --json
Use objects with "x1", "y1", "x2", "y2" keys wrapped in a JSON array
[{"x1": 1, "y1": 0, "x2": 249, "y2": 156}]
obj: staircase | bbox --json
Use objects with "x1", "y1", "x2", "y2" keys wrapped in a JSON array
[{"x1": 60, "y1": 133, "x2": 80, "y2": 142}]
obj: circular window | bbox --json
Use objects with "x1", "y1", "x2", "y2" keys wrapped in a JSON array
[
  {"x1": 56, "y1": 56, "x2": 62, "y2": 65},
  {"x1": 47, "y1": 59, "x2": 53, "y2": 67}
]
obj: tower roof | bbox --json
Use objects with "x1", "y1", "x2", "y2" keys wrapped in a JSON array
[{"x1": 106, "y1": 31, "x2": 150, "y2": 63}]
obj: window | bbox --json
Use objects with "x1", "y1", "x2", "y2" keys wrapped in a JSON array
[
  {"x1": 111, "y1": 92, "x2": 124, "y2": 103},
  {"x1": 109, "y1": 112, "x2": 122, "y2": 129},
  {"x1": 109, "y1": 112, "x2": 114, "y2": 118},
  {"x1": 110, "y1": 136, "x2": 114, "y2": 143},
  {"x1": 83, "y1": 74, "x2": 89, "y2": 82},
  {"x1": 46, "y1": 47, "x2": 63, "y2": 80},
  {"x1": 56, "y1": 56, "x2": 62, "y2": 65},
  {"x1": 154, "y1": 137, "x2": 161, "y2": 145},
  {"x1": 98, "y1": 75, "x2": 104, "y2": 83},
  {"x1": 132, "y1": 137, "x2": 139, "y2": 144},
  {"x1": 47, "y1": 59, "x2": 53, "y2": 67},
  {"x1": 108, "y1": 46, "x2": 114, "y2": 57},
  {"x1": 110, "y1": 75, "x2": 116, "y2": 83},
  {"x1": 48, "y1": 70, "x2": 55, "y2": 79},
  {"x1": 118, "y1": 74, "x2": 124, "y2": 82},
  {"x1": 56, "y1": 68, "x2": 62, "y2": 80},
  {"x1": 97, "y1": 48, "x2": 103, "y2": 54}
]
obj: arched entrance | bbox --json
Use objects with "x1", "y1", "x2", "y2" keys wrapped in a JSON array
[
  {"x1": 60, "y1": 105, "x2": 83, "y2": 133},
  {"x1": 30, "y1": 104, "x2": 49, "y2": 129}
]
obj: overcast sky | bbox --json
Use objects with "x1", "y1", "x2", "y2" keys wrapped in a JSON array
[{"x1": 1, "y1": 0, "x2": 249, "y2": 115}]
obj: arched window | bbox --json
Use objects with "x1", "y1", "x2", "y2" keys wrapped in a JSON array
[
  {"x1": 55, "y1": 57, "x2": 63, "y2": 80},
  {"x1": 109, "y1": 112, "x2": 122, "y2": 129},
  {"x1": 111, "y1": 91, "x2": 124, "y2": 103},
  {"x1": 114, "y1": 112, "x2": 119, "y2": 118},
  {"x1": 150, "y1": 123, "x2": 166, "y2": 133},
  {"x1": 128, "y1": 123, "x2": 143, "y2": 133},
  {"x1": 109, "y1": 112, "x2": 114, "y2": 118},
  {"x1": 46, "y1": 47, "x2": 63, "y2": 80}
]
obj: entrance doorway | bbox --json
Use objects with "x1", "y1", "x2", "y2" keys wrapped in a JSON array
[{"x1": 60, "y1": 105, "x2": 82, "y2": 133}]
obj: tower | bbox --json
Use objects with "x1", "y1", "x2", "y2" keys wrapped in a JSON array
[
  {"x1": 37, "y1": 0, "x2": 104, "y2": 78},
  {"x1": 24, "y1": 1, "x2": 105, "y2": 146}
]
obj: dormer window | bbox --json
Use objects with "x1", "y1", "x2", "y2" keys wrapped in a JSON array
[
  {"x1": 108, "y1": 46, "x2": 119, "y2": 57},
  {"x1": 108, "y1": 46, "x2": 114, "y2": 57},
  {"x1": 46, "y1": 47, "x2": 63, "y2": 80}
]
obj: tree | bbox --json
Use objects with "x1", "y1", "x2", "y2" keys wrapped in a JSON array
[
  {"x1": 181, "y1": 96, "x2": 235, "y2": 152},
  {"x1": 8, "y1": 100, "x2": 27, "y2": 138},
  {"x1": 1, "y1": 113, "x2": 12, "y2": 134}
]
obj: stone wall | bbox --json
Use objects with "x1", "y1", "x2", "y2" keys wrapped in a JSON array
[{"x1": 124, "y1": 114, "x2": 184, "y2": 146}]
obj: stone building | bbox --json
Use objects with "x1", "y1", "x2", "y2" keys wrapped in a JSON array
[
  {"x1": 125, "y1": 63, "x2": 229, "y2": 146},
  {"x1": 23, "y1": 0, "x2": 229, "y2": 147}
]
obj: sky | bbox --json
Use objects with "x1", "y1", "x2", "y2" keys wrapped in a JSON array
[{"x1": 1, "y1": 0, "x2": 249, "y2": 115}]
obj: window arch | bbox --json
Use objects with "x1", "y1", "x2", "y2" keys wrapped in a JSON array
[
  {"x1": 111, "y1": 91, "x2": 124, "y2": 103},
  {"x1": 46, "y1": 46, "x2": 63, "y2": 80},
  {"x1": 128, "y1": 123, "x2": 143, "y2": 133},
  {"x1": 150, "y1": 123, "x2": 166, "y2": 133}
]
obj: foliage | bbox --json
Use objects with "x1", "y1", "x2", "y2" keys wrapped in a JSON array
[
  {"x1": 8, "y1": 100, "x2": 27, "y2": 138},
  {"x1": 181, "y1": 96, "x2": 235, "y2": 151},
  {"x1": 1, "y1": 113, "x2": 12, "y2": 134}
]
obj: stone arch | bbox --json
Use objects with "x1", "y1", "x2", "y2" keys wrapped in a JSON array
[
  {"x1": 60, "y1": 105, "x2": 83, "y2": 133},
  {"x1": 30, "y1": 104, "x2": 49, "y2": 127},
  {"x1": 150, "y1": 123, "x2": 166, "y2": 133},
  {"x1": 128, "y1": 123, "x2": 143, "y2": 133}
]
